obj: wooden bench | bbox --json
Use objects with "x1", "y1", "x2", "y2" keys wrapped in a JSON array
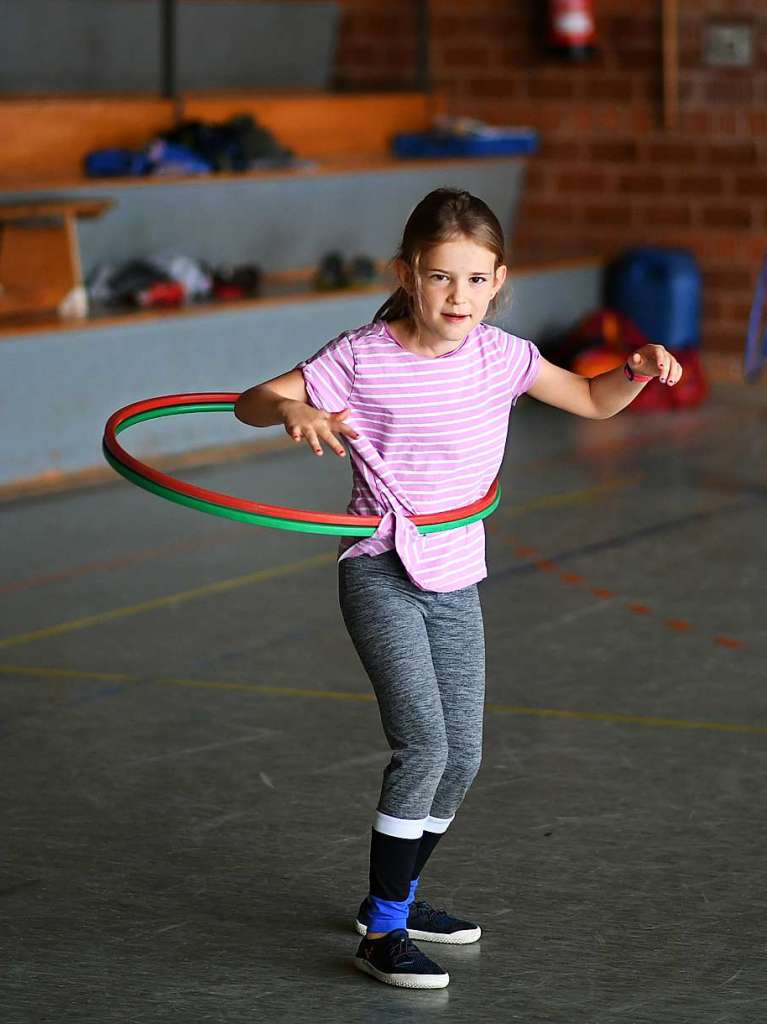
[{"x1": 0, "y1": 198, "x2": 113, "y2": 319}]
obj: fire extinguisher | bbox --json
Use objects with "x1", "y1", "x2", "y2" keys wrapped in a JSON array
[{"x1": 548, "y1": 0, "x2": 597, "y2": 61}]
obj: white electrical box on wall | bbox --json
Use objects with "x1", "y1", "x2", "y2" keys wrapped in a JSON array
[{"x1": 704, "y1": 20, "x2": 754, "y2": 68}]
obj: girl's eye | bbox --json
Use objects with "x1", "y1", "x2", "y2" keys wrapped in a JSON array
[
  {"x1": 429, "y1": 274, "x2": 448, "y2": 282},
  {"x1": 470, "y1": 276, "x2": 488, "y2": 285}
]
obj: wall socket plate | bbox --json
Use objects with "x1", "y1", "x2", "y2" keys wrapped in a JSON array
[{"x1": 704, "y1": 20, "x2": 754, "y2": 68}]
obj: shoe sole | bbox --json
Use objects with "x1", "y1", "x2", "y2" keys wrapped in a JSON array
[
  {"x1": 355, "y1": 919, "x2": 481, "y2": 945},
  {"x1": 354, "y1": 958, "x2": 449, "y2": 989}
]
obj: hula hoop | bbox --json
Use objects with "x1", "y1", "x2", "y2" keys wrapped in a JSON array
[
  {"x1": 103, "y1": 393, "x2": 502, "y2": 537},
  {"x1": 745, "y1": 250, "x2": 767, "y2": 383}
]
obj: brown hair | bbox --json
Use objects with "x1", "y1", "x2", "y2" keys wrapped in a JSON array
[{"x1": 374, "y1": 187, "x2": 506, "y2": 322}]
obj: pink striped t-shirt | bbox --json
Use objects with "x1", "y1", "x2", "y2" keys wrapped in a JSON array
[{"x1": 298, "y1": 319, "x2": 541, "y2": 593}]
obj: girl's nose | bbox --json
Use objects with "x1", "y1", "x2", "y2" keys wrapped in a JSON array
[{"x1": 449, "y1": 282, "x2": 467, "y2": 305}]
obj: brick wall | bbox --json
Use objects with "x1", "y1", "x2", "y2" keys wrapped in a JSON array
[{"x1": 333, "y1": 0, "x2": 767, "y2": 353}]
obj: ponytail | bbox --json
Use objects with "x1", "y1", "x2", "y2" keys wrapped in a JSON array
[{"x1": 374, "y1": 286, "x2": 411, "y2": 322}]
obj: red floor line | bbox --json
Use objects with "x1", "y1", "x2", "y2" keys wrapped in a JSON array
[
  {"x1": 501, "y1": 534, "x2": 744, "y2": 652},
  {"x1": 0, "y1": 529, "x2": 234, "y2": 595}
]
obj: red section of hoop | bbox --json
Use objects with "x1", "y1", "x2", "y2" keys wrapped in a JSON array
[{"x1": 103, "y1": 393, "x2": 499, "y2": 526}]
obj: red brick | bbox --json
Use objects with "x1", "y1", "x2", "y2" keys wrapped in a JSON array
[
  {"x1": 748, "y1": 111, "x2": 767, "y2": 135},
  {"x1": 556, "y1": 169, "x2": 608, "y2": 193},
  {"x1": 539, "y1": 138, "x2": 583, "y2": 161},
  {"x1": 631, "y1": 108, "x2": 655, "y2": 135},
  {"x1": 705, "y1": 77, "x2": 754, "y2": 105},
  {"x1": 606, "y1": 15, "x2": 658, "y2": 48},
  {"x1": 704, "y1": 328, "x2": 749, "y2": 353},
  {"x1": 582, "y1": 203, "x2": 633, "y2": 228},
  {"x1": 636, "y1": 205, "x2": 692, "y2": 229},
  {"x1": 588, "y1": 139, "x2": 638, "y2": 162},
  {"x1": 618, "y1": 173, "x2": 666, "y2": 195},
  {"x1": 681, "y1": 112, "x2": 712, "y2": 135},
  {"x1": 466, "y1": 77, "x2": 517, "y2": 99},
  {"x1": 340, "y1": 44, "x2": 377, "y2": 65},
  {"x1": 528, "y1": 78, "x2": 575, "y2": 102},
  {"x1": 735, "y1": 175, "x2": 767, "y2": 197},
  {"x1": 703, "y1": 268, "x2": 754, "y2": 290},
  {"x1": 618, "y1": 49, "x2": 660, "y2": 71},
  {"x1": 441, "y1": 46, "x2": 493, "y2": 68},
  {"x1": 519, "y1": 201, "x2": 575, "y2": 224},
  {"x1": 430, "y1": 14, "x2": 464, "y2": 38},
  {"x1": 646, "y1": 141, "x2": 698, "y2": 164},
  {"x1": 703, "y1": 296, "x2": 725, "y2": 321},
  {"x1": 701, "y1": 206, "x2": 753, "y2": 230},
  {"x1": 585, "y1": 77, "x2": 635, "y2": 102},
  {"x1": 705, "y1": 142, "x2": 758, "y2": 166},
  {"x1": 494, "y1": 43, "x2": 535, "y2": 68},
  {"x1": 670, "y1": 175, "x2": 723, "y2": 197},
  {"x1": 524, "y1": 165, "x2": 548, "y2": 192},
  {"x1": 591, "y1": 107, "x2": 626, "y2": 133},
  {"x1": 728, "y1": 301, "x2": 756, "y2": 324}
]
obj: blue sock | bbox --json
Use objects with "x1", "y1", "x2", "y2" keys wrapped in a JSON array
[
  {"x1": 367, "y1": 894, "x2": 410, "y2": 933},
  {"x1": 366, "y1": 878, "x2": 420, "y2": 933},
  {"x1": 407, "y1": 877, "x2": 419, "y2": 907}
]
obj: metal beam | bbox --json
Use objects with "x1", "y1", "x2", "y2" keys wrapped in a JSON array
[
  {"x1": 416, "y1": 0, "x2": 431, "y2": 92},
  {"x1": 160, "y1": 0, "x2": 181, "y2": 120}
]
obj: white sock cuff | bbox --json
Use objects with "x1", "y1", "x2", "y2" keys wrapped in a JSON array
[
  {"x1": 424, "y1": 814, "x2": 455, "y2": 835},
  {"x1": 373, "y1": 811, "x2": 426, "y2": 840}
]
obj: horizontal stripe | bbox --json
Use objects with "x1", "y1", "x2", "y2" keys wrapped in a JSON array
[
  {"x1": 351, "y1": 394, "x2": 512, "y2": 417},
  {"x1": 352, "y1": 359, "x2": 507, "y2": 387},
  {"x1": 300, "y1": 320, "x2": 540, "y2": 591},
  {"x1": 424, "y1": 814, "x2": 455, "y2": 834},
  {"x1": 357, "y1": 419, "x2": 507, "y2": 444},
  {"x1": 374, "y1": 811, "x2": 426, "y2": 840}
]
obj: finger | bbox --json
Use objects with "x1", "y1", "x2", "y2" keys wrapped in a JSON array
[
  {"x1": 288, "y1": 425, "x2": 302, "y2": 442},
  {"x1": 320, "y1": 427, "x2": 346, "y2": 457},
  {"x1": 305, "y1": 427, "x2": 323, "y2": 455},
  {"x1": 329, "y1": 411, "x2": 359, "y2": 440}
]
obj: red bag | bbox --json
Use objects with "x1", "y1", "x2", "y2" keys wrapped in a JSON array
[{"x1": 556, "y1": 309, "x2": 708, "y2": 413}]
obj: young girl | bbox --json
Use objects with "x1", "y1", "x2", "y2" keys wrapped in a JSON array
[{"x1": 234, "y1": 188, "x2": 682, "y2": 990}]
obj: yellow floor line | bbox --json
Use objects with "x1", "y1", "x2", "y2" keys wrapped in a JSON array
[
  {"x1": 495, "y1": 475, "x2": 643, "y2": 518},
  {"x1": 164, "y1": 677, "x2": 376, "y2": 703},
  {"x1": 0, "y1": 551, "x2": 335, "y2": 651},
  {"x1": 485, "y1": 703, "x2": 767, "y2": 736},
  {"x1": 0, "y1": 476, "x2": 641, "y2": 654},
  {"x1": 0, "y1": 664, "x2": 136, "y2": 682},
  {"x1": 2, "y1": 663, "x2": 765, "y2": 737}
]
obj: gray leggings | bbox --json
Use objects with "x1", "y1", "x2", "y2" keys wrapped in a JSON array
[{"x1": 338, "y1": 550, "x2": 486, "y2": 822}]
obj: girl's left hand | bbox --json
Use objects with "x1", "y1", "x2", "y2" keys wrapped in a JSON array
[{"x1": 628, "y1": 345, "x2": 683, "y2": 386}]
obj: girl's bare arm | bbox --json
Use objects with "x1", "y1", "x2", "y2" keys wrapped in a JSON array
[
  {"x1": 526, "y1": 346, "x2": 682, "y2": 419},
  {"x1": 234, "y1": 368, "x2": 358, "y2": 457},
  {"x1": 234, "y1": 368, "x2": 310, "y2": 427}
]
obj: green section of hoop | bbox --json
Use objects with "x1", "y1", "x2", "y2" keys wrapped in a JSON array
[
  {"x1": 115, "y1": 404, "x2": 235, "y2": 434},
  {"x1": 107, "y1": 401, "x2": 502, "y2": 536}
]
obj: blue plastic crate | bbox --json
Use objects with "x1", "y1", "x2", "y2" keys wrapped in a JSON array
[
  {"x1": 607, "y1": 247, "x2": 702, "y2": 350},
  {"x1": 392, "y1": 129, "x2": 539, "y2": 159}
]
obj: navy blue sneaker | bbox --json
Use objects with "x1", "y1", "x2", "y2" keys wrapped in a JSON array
[
  {"x1": 355, "y1": 897, "x2": 482, "y2": 945},
  {"x1": 354, "y1": 928, "x2": 449, "y2": 989}
]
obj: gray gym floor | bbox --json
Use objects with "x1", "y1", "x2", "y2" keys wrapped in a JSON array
[{"x1": 1, "y1": 393, "x2": 765, "y2": 1023}]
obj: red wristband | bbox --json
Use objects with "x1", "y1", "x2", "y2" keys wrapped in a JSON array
[{"x1": 624, "y1": 361, "x2": 653, "y2": 383}]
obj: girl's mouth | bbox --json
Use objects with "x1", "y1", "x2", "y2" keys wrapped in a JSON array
[{"x1": 442, "y1": 313, "x2": 469, "y2": 321}]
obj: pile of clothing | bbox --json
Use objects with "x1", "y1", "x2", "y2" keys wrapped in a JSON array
[
  {"x1": 87, "y1": 254, "x2": 262, "y2": 308},
  {"x1": 85, "y1": 114, "x2": 306, "y2": 178}
]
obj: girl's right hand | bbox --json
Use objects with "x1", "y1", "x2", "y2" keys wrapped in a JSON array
[{"x1": 279, "y1": 400, "x2": 359, "y2": 457}]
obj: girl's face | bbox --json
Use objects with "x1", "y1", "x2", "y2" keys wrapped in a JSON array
[{"x1": 399, "y1": 236, "x2": 507, "y2": 345}]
